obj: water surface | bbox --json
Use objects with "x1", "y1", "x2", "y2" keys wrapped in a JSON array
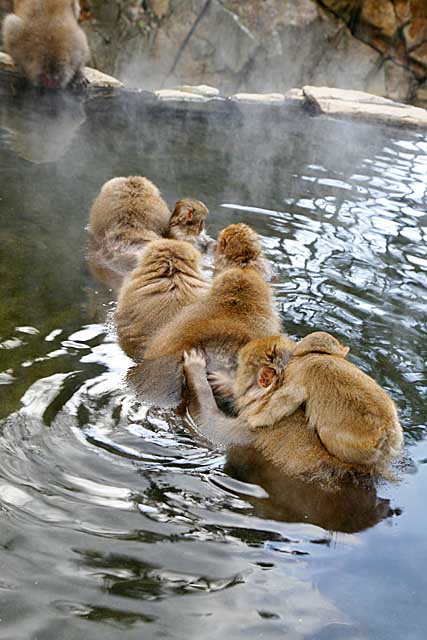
[{"x1": 0, "y1": 95, "x2": 426, "y2": 639}]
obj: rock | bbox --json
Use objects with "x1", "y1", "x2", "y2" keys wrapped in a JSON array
[
  {"x1": 409, "y1": 42, "x2": 427, "y2": 70},
  {"x1": 154, "y1": 88, "x2": 210, "y2": 102},
  {"x1": 230, "y1": 92, "x2": 285, "y2": 104},
  {"x1": 147, "y1": 0, "x2": 170, "y2": 19},
  {"x1": 0, "y1": 51, "x2": 123, "y2": 89},
  {"x1": 403, "y1": 18, "x2": 427, "y2": 49},
  {"x1": 302, "y1": 85, "x2": 427, "y2": 128},
  {"x1": 172, "y1": 84, "x2": 220, "y2": 97},
  {"x1": 360, "y1": 1, "x2": 397, "y2": 39},
  {"x1": 384, "y1": 60, "x2": 412, "y2": 102}
]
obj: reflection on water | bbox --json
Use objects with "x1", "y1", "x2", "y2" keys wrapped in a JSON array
[{"x1": 0, "y1": 99, "x2": 426, "y2": 639}]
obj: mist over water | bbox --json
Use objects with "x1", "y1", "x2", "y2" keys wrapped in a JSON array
[{"x1": 0, "y1": 96, "x2": 427, "y2": 639}]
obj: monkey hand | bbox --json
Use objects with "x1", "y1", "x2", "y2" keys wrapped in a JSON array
[
  {"x1": 183, "y1": 349, "x2": 206, "y2": 373},
  {"x1": 208, "y1": 371, "x2": 234, "y2": 398}
]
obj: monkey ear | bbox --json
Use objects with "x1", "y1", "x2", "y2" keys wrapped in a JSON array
[
  {"x1": 258, "y1": 366, "x2": 275, "y2": 388},
  {"x1": 186, "y1": 206, "x2": 194, "y2": 221},
  {"x1": 341, "y1": 346, "x2": 350, "y2": 357}
]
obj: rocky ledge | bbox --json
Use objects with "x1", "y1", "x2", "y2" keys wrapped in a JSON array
[{"x1": 1, "y1": 52, "x2": 426, "y2": 130}]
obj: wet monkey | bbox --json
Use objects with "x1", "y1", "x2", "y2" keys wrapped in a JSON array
[{"x1": 3, "y1": 0, "x2": 90, "y2": 89}]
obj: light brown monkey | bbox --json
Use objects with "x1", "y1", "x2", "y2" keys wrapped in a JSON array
[
  {"x1": 87, "y1": 177, "x2": 211, "y2": 286},
  {"x1": 247, "y1": 331, "x2": 403, "y2": 470},
  {"x1": 167, "y1": 199, "x2": 214, "y2": 251},
  {"x1": 183, "y1": 335, "x2": 399, "y2": 486},
  {"x1": 114, "y1": 239, "x2": 209, "y2": 361},
  {"x1": 144, "y1": 224, "x2": 281, "y2": 366},
  {"x1": 2, "y1": 0, "x2": 90, "y2": 89},
  {"x1": 213, "y1": 222, "x2": 270, "y2": 276}
]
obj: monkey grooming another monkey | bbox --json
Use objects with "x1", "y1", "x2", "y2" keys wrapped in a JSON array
[
  {"x1": 114, "y1": 239, "x2": 209, "y2": 361},
  {"x1": 183, "y1": 335, "x2": 401, "y2": 485},
  {"x1": 144, "y1": 223, "x2": 281, "y2": 367},
  {"x1": 2, "y1": 0, "x2": 90, "y2": 89},
  {"x1": 88, "y1": 176, "x2": 211, "y2": 286},
  {"x1": 247, "y1": 331, "x2": 403, "y2": 471}
]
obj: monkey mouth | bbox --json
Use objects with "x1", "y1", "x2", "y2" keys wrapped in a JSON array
[{"x1": 41, "y1": 75, "x2": 61, "y2": 90}]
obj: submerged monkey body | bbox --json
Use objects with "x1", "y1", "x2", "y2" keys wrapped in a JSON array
[
  {"x1": 3, "y1": 0, "x2": 90, "y2": 89},
  {"x1": 144, "y1": 224, "x2": 280, "y2": 362},
  {"x1": 252, "y1": 333, "x2": 403, "y2": 471},
  {"x1": 184, "y1": 333, "x2": 403, "y2": 486},
  {"x1": 88, "y1": 176, "x2": 211, "y2": 284},
  {"x1": 115, "y1": 239, "x2": 209, "y2": 360}
]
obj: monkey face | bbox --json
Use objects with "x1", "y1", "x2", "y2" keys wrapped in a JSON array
[{"x1": 236, "y1": 336, "x2": 296, "y2": 397}]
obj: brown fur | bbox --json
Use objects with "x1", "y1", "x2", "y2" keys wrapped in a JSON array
[
  {"x1": 214, "y1": 223, "x2": 270, "y2": 276},
  {"x1": 114, "y1": 240, "x2": 209, "y2": 361},
  {"x1": 144, "y1": 224, "x2": 280, "y2": 363},
  {"x1": 3, "y1": 0, "x2": 90, "y2": 89},
  {"x1": 183, "y1": 334, "x2": 401, "y2": 486},
  {"x1": 87, "y1": 177, "x2": 211, "y2": 285},
  {"x1": 167, "y1": 199, "x2": 214, "y2": 250},
  {"x1": 251, "y1": 331, "x2": 403, "y2": 471}
]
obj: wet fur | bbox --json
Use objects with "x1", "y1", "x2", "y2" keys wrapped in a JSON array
[
  {"x1": 115, "y1": 239, "x2": 209, "y2": 361},
  {"x1": 3, "y1": 0, "x2": 90, "y2": 88},
  {"x1": 251, "y1": 331, "x2": 403, "y2": 472},
  {"x1": 183, "y1": 335, "x2": 401, "y2": 486}
]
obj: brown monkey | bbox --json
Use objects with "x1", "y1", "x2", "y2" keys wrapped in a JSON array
[
  {"x1": 144, "y1": 224, "x2": 281, "y2": 366},
  {"x1": 114, "y1": 239, "x2": 209, "y2": 361},
  {"x1": 87, "y1": 177, "x2": 211, "y2": 286},
  {"x1": 167, "y1": 199, "x2": 214, "y2": 251},
  {"x1": 213, "y1": 223, "x2": 270, "y2": 277},
  {"x1": 2, "y1": 0, "x2": 90, "y2": 89},
  {"x1": 183, "y1": 335, "x2": 400, "y2": 485},
  {"x1": 248, "y1": 331, "x2": 403, "y2": 470}
]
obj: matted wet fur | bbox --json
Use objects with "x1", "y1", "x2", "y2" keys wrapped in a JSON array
[
  {"x1": 115, "y1": 239, "x2": 209, "y2": 361},
  {"x1": 3, "y1": 0, "x2": 90, "y2": 89},
  {"x1": 144, "y1": 223, "x2": 281, "y2": 364},
  {"x1": 248, "y1": 331, "x2": 403, "y2": 472},
  {"x1": 214, "y1": 223, "x2": 270, "y2": 277},
  {"x1": 88, "y1": 177, "x2": 211, "y2": 285},
  {"x1": 183, "y1": 335, "x2": 401, "y2": 487}
]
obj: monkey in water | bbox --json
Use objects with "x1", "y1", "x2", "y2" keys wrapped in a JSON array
[
  {"x1": 88, "y1": 176, "x2": 211, "y2": 286},
  {"x1": 128, "y1": 223, "x2": 280, "y2": 408},
  {"x1": 183, "y1": 334, "x2": 402, "y2": 485},
  {"x1": 144, "y1": 223, "x2": 281, "y2": 367},
  {"x1": 245, "y1": 331, "x2": 403, "y2": 471},
  {"x1": 114, "y1": 239, "x2": 209, "y2": 361},
  {"x1": 2, "y1": 0, "x2": 90, "y2": 89}
]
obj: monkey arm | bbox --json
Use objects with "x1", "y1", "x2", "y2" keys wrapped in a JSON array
[
  {"x1": 248, "y1": 383, "x2": 307, "y2": 428},
  {"x1": 183, "y1": 350, "x2": 253, "y2": 447},
  {"x1": 207, "y1": 370, "x2": 235, "y2": 398}
]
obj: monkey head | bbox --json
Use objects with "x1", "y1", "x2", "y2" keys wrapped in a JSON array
[
  {"x1": 140, "y1": 239, "x2": 203, "y2": 277},
  {"x1": 293, "y1": 332, "x2": 350, "y2": 358},
  {"x1": 169, "y1": 199, "x2": 209, "y2": 242},
  {"x1": 214, "y1": 223, "x2": 262, "y2": 273},
  {"x1": 235, "y1": 335, "x2": 296, "y2": 399}
]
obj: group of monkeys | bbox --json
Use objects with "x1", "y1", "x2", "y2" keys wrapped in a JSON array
[
  {"x1": 1, "y1": 1, "x2": 404, "y2": 490},
  {"x1": 87, "y1": 175, "x2": 404, "y2": 489}
]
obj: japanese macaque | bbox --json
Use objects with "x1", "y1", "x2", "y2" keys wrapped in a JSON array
[
  {"x1": 183, "y1": 334, "x2": 402, "y2": 486},
  {"x1": 87, "y1": 176, "x2": 211, "y2": 288},
  {"x1": 144, "y1": 224, "x2": 281, "y2": 366},
  {"x1": 213, "y1": 223, "x2": 270, "y2": 277},
  {"x1": 248, "y1": 331, "x2": 403, "y2": 470},
  {"x1": 2, "y1": 0, "x2": 90, "y2": 89},
  {"x1": 168, "y1": 199, "x2": 214, "y2": 251},
  {"x1": 114, "y1": 239, "x2": 209, "y2": 361}
]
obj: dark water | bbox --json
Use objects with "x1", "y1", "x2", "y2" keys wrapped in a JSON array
[{"x1": 0, "y1": 94, "x2": 426, "y2": 639}]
